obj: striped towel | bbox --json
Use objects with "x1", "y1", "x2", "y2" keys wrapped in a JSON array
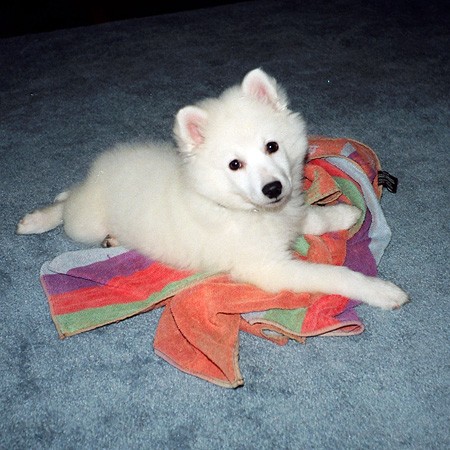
[{"x1": 40, "y1": 137, "x2": 392, "y2": 387}]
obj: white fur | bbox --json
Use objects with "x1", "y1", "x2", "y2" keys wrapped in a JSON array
[{"x1": 17, "y1": 68, "x2": 408, "y2": 310}]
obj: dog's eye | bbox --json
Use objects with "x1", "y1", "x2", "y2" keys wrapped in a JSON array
[
  {"x1": 229, "y1": 159, "x2": 243, "y2": 171},
  {"x1": 266, "y1": 141, "x2": 279, "y2": 154}
]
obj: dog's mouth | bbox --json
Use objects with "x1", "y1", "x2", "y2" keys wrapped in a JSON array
[{"x1": 257, "y1": 194, "x2": 288, "y2": 209}]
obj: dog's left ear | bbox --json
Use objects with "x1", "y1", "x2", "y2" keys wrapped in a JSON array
[
  {"x1": 241, "y1": 68, "x2": 288, "y2": 111},
  {"x1": 174, "y1": 106, "x2": 208, "y2": 152}
]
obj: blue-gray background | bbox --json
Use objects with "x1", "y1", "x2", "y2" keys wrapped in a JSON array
[{"x1": 1, "y1": 1, "x2": 448, "y2": 448}]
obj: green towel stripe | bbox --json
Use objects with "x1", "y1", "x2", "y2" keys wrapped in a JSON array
[
  {"x1": 261, "y1": 308, "x2": 307, "y2": 334},
  {"x1": 293, "y1": 236, "x2": 310, "y2": 256}
]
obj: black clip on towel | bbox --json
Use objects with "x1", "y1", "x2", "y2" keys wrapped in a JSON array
[{"x1": 378, "y1": 171, "x2": 398, "y2": 194}]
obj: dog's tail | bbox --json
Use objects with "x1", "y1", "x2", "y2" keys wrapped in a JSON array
[{"x1": 16, "y1": 191, "x2": 69, "y2": 235}]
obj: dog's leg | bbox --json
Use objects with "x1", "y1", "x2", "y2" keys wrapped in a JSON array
[
  {"x1": 300, "y1": 204, "x2": 361, "y2": 235},
  {"x1": 233, "y1": 258, "x2": 408, "y2": 310},
  {"x1": 16, "y1": 192, "x2": 69, "y2": 234}
]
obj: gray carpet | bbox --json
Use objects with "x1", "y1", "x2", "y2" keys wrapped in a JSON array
[{"x1": 1, "y1": 0, "x2": 449, "y2": 448}]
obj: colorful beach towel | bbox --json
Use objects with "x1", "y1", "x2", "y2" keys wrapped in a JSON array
[{"x1": 40, "y1": 137, "x2": 393, "y2": 388}]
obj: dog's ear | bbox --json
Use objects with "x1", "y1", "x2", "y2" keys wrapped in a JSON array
[
  {"x1": 241, "y1": 68, "x2": 288, "y2": 110},
  {"x1": 174, "y1": 106, "x2": 208, "y2": 152}
]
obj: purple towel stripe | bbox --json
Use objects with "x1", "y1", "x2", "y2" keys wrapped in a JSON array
[
  {"x1": 65, "y1": 250, "x2": 152, "y2": 283},
  {"x1": 43, "y1": 250, "x2": 154, "y2": 296},
  {"x1": 345, "y1": 210, "x2": 377, "y2": 277},
  {"x1": 41, "y1": 273, "x2": 102, "y2": 295}
]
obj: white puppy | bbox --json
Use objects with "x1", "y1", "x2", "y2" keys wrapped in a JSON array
[{"x1": 17, "y1": 68, "x2": 408, "y2": 309}]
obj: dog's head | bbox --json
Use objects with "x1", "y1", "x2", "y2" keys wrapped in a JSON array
[{"x1": 174, "y1": 68, "x2": 308, "y2": 211}]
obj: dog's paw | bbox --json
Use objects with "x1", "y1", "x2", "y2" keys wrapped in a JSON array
[
  {"x1": 101, "y1": 234, "x2": 120, "y2": 248},
  {"x1": 363, "y1": 278, "x2": 409, "y2": 310},
  {"x1": 16, "y1": 211, "x2": 49, "y2": 234},
  {"x1": 327, "y1": 204, "x2": 362, "y2": 232}
]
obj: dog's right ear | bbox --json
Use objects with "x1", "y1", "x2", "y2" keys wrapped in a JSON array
[
  {"x1": 241, "y1": 68, "x2": 288, "y2": 111},
  {"x1": 174, "y1": 106, "x2": 208, "y2": 152}
]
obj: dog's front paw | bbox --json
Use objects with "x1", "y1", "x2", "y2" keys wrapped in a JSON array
[
  {"x1": 363, "y1": 279, "x2": 409, "y2": 310},
  {"x1": 327, "y1": 204, "x2": 362, "y2": 232},
  {"x1": 340, "y1": 204, "x2": 362, "y2": 229}
]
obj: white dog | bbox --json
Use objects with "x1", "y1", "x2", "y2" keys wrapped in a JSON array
[{"x1": 17, "y1": 68, "x2": 408, "y2": 310}]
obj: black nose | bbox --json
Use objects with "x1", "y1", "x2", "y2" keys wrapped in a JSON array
[{"x1": 262, "y1": 181, "x2": 282, "y2": 199}]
